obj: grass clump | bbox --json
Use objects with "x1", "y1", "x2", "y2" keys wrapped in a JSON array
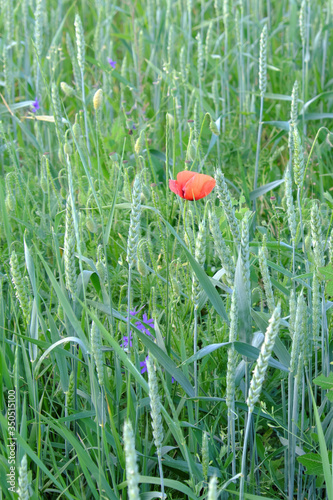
[{"x1": 1, "y1": 1, "x2": 333, "y2": 499}]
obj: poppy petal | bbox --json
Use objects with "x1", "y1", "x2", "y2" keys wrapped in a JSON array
[
  {"x1": 176, "y1": 170, "x2": 197, "y2": 187},
  {"x1": 183, "y1": 173, "x2": 216, "y2": 200},
  {"x1": 169, "y1": 179, "x2": 184, "y2": 197}
]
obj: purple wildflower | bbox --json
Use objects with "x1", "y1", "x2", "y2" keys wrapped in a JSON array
[
  {"x1": 140, "y1": 355, "x2": 149, "y2": 374},
  {"x1": 135, "y1": 313, "x2": 154, "y2": 337},
  {"x1": 120, "y1": 334, "x2": 133, "y2": 349},
  {"x1": 121, "y1": 308, "x2": 155, "y2": 350},
  {"x1": 130, "y1": 306, "x2": 145, "y2": 317},
  {"x1": 31, "y1": 98, "x2": 40, "y2": 113},
  {"x1": 107, "y1": 58, "x2": 116, "y2": 69}
]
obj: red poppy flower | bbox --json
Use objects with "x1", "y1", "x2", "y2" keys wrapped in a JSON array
[{"x1": 169, "y1": 171, "x2": 216, "y2": 201}]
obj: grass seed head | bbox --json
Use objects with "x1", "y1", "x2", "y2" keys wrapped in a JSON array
[
  {"x1": 93, "y1": 89, "x2": 103, "y2": 111},
  {"x1": 123, "y1": 420, "x2": 140, "y2": 500},
  {"x1": 247, "y1": 303, "x2": 281, "y2": 413}
]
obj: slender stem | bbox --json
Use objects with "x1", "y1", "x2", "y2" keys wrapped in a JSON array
[
  {"x1": 302, "y1": 43, "x2": 305, "y2": 136},
  {"x1": 321, "y1": 291, "x2": 329, "y2": 377},
  {"x1": 289, "y1": 370, "x2": 300, "y2": 500},
  {"x1": 158, "y1": 452, "x2": 165, "y2": 499},
  {"x1": 80, "y1": 68, "x2": 92, "y2": 170},
  {"x1": 225, "y1": 29, "x2": 230, "y2": 123},
  {"x1": 287, "y1": 371, "x2": 294, "y2": 497},
  {"x1": 253, "y1": 94, "x2": 264, "y2": 203},
  {"x1": 297, "y1": 187, "x2": 309, "y2": 273},
  {"x1": 227, "y1": 402, "x2": 236, "y2": 477},
  {"x1": 282, "y1": 378, "x2": 288, "y2": 495},
  {"x1": 194, "y1": 306, "x2": 198, "y2": 422},
  {"x1": 127, "y1": 267, "x2": 132, "y2": 351},
  {"x1": 240, "y1": 410, "x2": 252, "y2": 500},
  {"x1": 304, "y1": 1, "x2": 310, "y2": 136}
]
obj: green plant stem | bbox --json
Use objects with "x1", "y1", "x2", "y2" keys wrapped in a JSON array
[
  {"x1": 157, "y1": 452, "x2": 165, "y2": 500},
  {"x1": 194, "y1": 306, "x2": 198, "y2": 422},
  {"x1": 240, "y1": 410, "x2": 252, "y2": 500},
  {"x1": 253, "y1": 94, "x2": 264, "y2": 207},
  {"x1": 127, "y1": 266, "x2": 132, "y2": 350},
  {"x1": 297, "y1": 187, "x2": 309, "y2": 274},
  {"x1": 227, "y1": 404, "x2": 236, "y2": 477},
  {"x1": 288, "y1": 371, "x2": 294, "y2": 496},
  {"x1": 80, "y1": 68, "x2": 92, "y2": 170}
]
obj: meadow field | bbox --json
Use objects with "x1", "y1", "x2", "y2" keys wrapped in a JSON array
[{"x1": 1, "y1": 0, "x2": 333, "y2": 498}]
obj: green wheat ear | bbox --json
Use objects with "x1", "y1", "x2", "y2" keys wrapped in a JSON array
[
  {"x1": 311, "y1": 201, "x2": 324, "y2": 270},
  {"x1": 147, "y1": 356, "x2": 164, "y2": 455},
  {"x1": 90, "y1": 318, "x2": 105, "y2": 387},
  {"x1": 127, "y1": 174, "x2": 142, "y2": 269},
  {"x1": 202, "y1": 431, "x2": 209, "y2": 482},
  {"x1": 17, "y1": 454, "x2": 30, "y2": 500},
  {"x1": 259, "y1": 25, "x2": 268, "y2": 96},
  {"x1": 284, "y1": 166, "x2": 297, "y2": 243},
  {"x1": 292, "y1": 126, "x2": 305, "y2": 189},
  {"x1": 64, "y1": 196, "x2": 77, "y2": 297},
  {"x1": 247, "y1": 303, "x2": 281, "y2": 413},
  {"x1": 10, "y1": 250, "x2": 31, "y2": 325},
  {"x1": 207, "y1": 475, "x2": 218, "y2": 500},
  {"x1": 123, "y1": 420, "x2": 140, "y2": 500},
  {"x1": 74, "y1": 14, "x2": 85, "y2": 70},
  {"x1": 215, "y1": 168, "x2": 241, "y2": 244}
]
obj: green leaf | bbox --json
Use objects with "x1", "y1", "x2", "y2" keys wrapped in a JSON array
[
  {"x1": 298, "y1": 452, "x2": 333, "y2": 476},
  {"x1": 183, "y1": 340, "x2": 287, "y2": 371},
  {"x1": 118, "y1": 476, "x2": 198, "y2": 499},
  {"x1": 309, "y1": 386, "x2": 333, "y2": 500},
  {"x1": 301, "y1": 90, "x2": 333, "y2": 112},
  {"x1": 304, "y1": 112, "x2": 333, "y2": 121},
  {"x1": 264, "y1": 92, "x2": 297, "y2": 101},
  {"x1": 134, "y1": 325, "x2": 195, "y2": 397},
  {"x1": 249, "y1": 179, "x2": 285, "y2": 201},
  {"x1": 182, "y1": 342, "x2": 229, "y2": 365},
  {"x1": 319, "y1": 263, "x2": 333, "y2": 297},
  {"x1": 267, "y1": 260, "x2": 293, "y2": 279},
  {"x1": 233, "y1": 341, "x2": 288, "y2": 371},
  {"x1": 263, "y1": 120, "x2": 290, "y2": 131},
  {"x1": 313, "y1": 372, "x2": 333, "y2": 391}
]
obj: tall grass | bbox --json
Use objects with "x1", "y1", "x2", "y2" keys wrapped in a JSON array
[{"x1": 1, "y1": 0, "x2": 333, "y2": 498}]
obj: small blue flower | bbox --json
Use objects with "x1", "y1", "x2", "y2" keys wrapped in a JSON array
[
  {"x1": 135, "y1": 313, "x2": 154, "y2": 337},
  {"x1": 140, "y1": 355, "x2": 149, "y2": 374},
  {"x1": 31, "y1": 98, "x2": 40, "y2": 113},
  {"x1": 121, "y1": 307, "x2": 154, "y2": 350},
  {"x1": 107, "y1": 58, "x2": 116, "y2": 69},
  {"x1": 120, "y1": 334, "x2": 133, "y2": 349}
]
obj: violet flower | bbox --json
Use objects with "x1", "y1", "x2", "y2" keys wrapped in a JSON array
[
  {"x1": 120, "y1": 308, "x2": 154, "y2": 349},
  {"x1": 120, "y1": 334, "x2": 133, "y2": 349},
  {"x1": 134, "y1": 313, "x2": 154, "y2": 337},
  {"x1": 107, "y1": 58, "x2": 116, "y2": 69},
  {"x1": 31, "y1": 98, "x2": 40, "y2": 113},
  {"x1": 140, "y1": 355, "x2": 149, "y2": 374}
]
